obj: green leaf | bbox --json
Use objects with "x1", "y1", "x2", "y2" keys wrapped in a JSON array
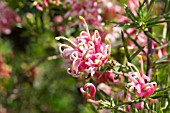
[
  {"x1": 144, "y1": 31, "x2": 161, "y2": 44},
  {"x1": 154, "y1": 55, "x2": 170, "y2": 64},
  {"x1": 145, "y1": 0, "x2": 156, "y2": 19},
  {"x1": 130, "y1": 46, "x2": 145, "y2": 61},
  {"x1": 124, "y1": 31, "x2": 146, "y2": 54},
  {"x1": 121, "y1": 31, "x2": 131, "y2": 62},
  {"x1": 146, "y1": 16, "x2": 161, "y2": 24},
  {"x1": 125, "y1": 87, "x2": 137, "y2": 98},
  {"x1": 138, "y1": 1, "x2": 145, "y2": 14},
  {"x1": 151, "y1": 86, "x2": 170, "y2": 98},
  {"x1": 107, "y1": 20, "x2": 136, "y2": 29},
  {"x1": 156, "y1": 102, "x2": 163, "y2": 113},
  {"x1": 124, "y1": 23, "x2": 136, "y2": 29},
  {"x1": 107, "y1": 20, "x2": 126, "y2": 26},
  {"x1": 124, "y1": 4, "x2": 138, "y2": 23},
  {"x1": 147, "y1": 20, "x2": 170, "y2": 27}
]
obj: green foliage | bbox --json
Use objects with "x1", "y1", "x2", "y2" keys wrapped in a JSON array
[{"x1": 0, "y1": 0, "x2": 169, "y2": 112}]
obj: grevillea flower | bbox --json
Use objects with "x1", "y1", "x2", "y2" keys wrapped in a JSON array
[
  {"x1": 35, "y1": 0, "x2": 60, "y2": 11},
  {"x1": 56, "y1": 16, "x2": 110, "y2": 77},
  {"x1": 126, "y1": 55, "x2": 157, "y2": 98},
  {"x1": 64, "y1": 0, "x2": 102, "y2": 26},
  {"x1": 0, "y1": 2, "x2": 20, "y2": 35},
  {"x1": 80, "y1": 83, "x2": 98, "y2": 105}
]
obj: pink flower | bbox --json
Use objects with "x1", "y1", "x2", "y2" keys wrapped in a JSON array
[
  {"x1": 97, "y1": 83, "x2": 114, "y2": 98},
  {"x1": 36, "y1": 4, "x2": 43, "y2": 11},
  {"x1": 64, "y1": 0, "x2": 102, "y2": 26},
  {"x1": 57, "y1": 16, "x2": 110, "y2": 77},
  {"x1": 80, "y1": 83, "x2": 98, "y2": 105},
  {"x1": 126, "y1": 56, "x2": 157, "y2": 98},
  {"x1": 53, "y1": 15, "x2": 63, "y2": 24},
  {"x1": 35, "y1": 0, "x2": 60, "y2": 11},
  {"x1": 0, "y1": 2, "x2": 20, "y2": 35}
]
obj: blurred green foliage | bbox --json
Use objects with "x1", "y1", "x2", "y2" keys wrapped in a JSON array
[{"x1": 0, "y1": 0, "x2": 170, "y2": 113}]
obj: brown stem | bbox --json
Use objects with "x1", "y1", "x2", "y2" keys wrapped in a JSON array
[
  {"x1": 146, "y1": 28, "x2": 153, "y2": 76},
  {"x1": 146, "y1": 0, "x2": 153, "y2": 76}
]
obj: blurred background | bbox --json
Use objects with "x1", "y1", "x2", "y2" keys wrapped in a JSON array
[{"x1": 0, "y1": 0, "x2": 169, "y2": 113}]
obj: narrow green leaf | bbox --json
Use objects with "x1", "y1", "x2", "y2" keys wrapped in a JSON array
[
  {"x1": 145, "y1": 0, "x2": 156, "y2": 19},
  {"x1": 146, "y1": 16, "x2": 161, "y2": 23},
  {"x1": 138, "y1": 0, "x2": 146, "y2": 14},
  {"x1": 125, "y1": 87, "x2": 137, "y2": 98},
  {"x1": 107, "y1": 20, "x2": 126, "y2": 26},
  {"x1": 121, "y1": 31, "x2": 131, "y2": 62},
  {"x1": 130, "y1": 46, "x2": 145, "y2": 61},
  {"x1": 146, "y1": 12, "x2": 170, "y2": 24},
  {"x1": 124, "y1": 31, "x2": 146, "y2": 54},
  {"x1": 157, "y1": 102, "x2": 163, "y2": 113},
  {"x1": 151, "y1": 86, "x2": 170, "y2": 98},
  {"x1": 124, "y1": 4, "x2": 138, "y2": 23},
  {"x1": 147, "y1": 20, "x2": 170, "y2": 27},
  {"x1": 144, "y1": 31, "x2": 161, "y2": 44},
  {"x1": 154, "y1": 55, "x2": 170, "y2": 64},
  {"x1": 124, "y1": 23, "x2": 136, "y2": 29},
  {"x1": 90, "y1": 104, "x2": 98, "y2": 113}
]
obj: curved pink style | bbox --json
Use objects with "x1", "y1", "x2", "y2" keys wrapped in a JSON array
[{"x1": 80, "y1": 83, "x2": 98, "y2": 105}]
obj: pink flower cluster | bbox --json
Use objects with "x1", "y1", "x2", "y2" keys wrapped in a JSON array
[
  {"x1": 0, "y1": 2, "x2": 20, "y2": 35},
  {"x1": 64, "y1": 0, "x2": 102, "y2": 26},
  {"x1": 127, "y1": 72, "x2": 157, "y2": 98},
  {"x1": 80, "y1": 83, "x2": 98, "y2": 105},
  {"x1": 35, "y1": 0, "x2": 60, "y2": 11},
  {"x1": 57, "y1": 16, "x2": 110, "y2": 77},
  {"x1": 126, "y1": 56, "x2": 157, "y2": 98}
]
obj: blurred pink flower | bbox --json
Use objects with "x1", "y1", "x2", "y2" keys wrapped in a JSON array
[
  {"x1": 80, "y1": 83, "x2": 98, "y2": 105},
  {"x1": 0, "y1": 2, "x2": 20, "y2": 35},
  {"x1": 97, "y1": 83, "x2": 114, "y2": 98},
  {"x1": 35, "y1": 0, "x2": 60, "y2": 11},
  {"x1": 93, "y1": 70, "x2": 122, "y2": 83},
  {"x1": 64, "y1": 0, "x2": 102, "y2": 26},
  {"x1": 53, "y1": 15, "x2": 63, "y2": 24},
  {"x1": 102, "y1": 4, "x2": 124, "y2": 21},
  {"x1": 57, "y1": 17, "x2": 110, "y2": 77},
  {"x1": 152, "y1": 41, "x2": 168, "y2": 58},
  {"x1": 127, "y1": 0, "x2": 139, "y2": 16}
]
